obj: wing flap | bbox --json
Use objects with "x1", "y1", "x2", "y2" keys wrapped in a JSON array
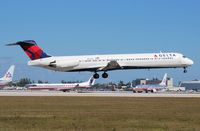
[{"x1": 98, "y1": 61, "x2": 122, "y2": 71}]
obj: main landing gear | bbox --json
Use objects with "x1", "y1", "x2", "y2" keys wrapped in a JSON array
[
  {"x1": 93, "y1": 73, "x2": 100, "y2": 79},
  {"x1": 93, "y1": 72, "x2": 109, "y2": 79},
  {"x1": 183, "y1": 67, "x2": 187, "y2": 73},
  {"x1": 102, "y1": 72, "x2": 108, "y2": 78}
]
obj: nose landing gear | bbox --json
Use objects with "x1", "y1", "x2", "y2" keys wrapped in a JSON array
[{"x1": 183, "y1": 67, "x2": 187, "y2": 73}]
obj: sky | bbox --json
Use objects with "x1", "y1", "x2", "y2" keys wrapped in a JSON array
[{"x1": 0, "y1": 0, "x2": 199, "y2": 84}]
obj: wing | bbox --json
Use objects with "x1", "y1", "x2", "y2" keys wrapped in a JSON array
[{"x1": 98, "y1": 60, "x2": 122, "y2": 71}]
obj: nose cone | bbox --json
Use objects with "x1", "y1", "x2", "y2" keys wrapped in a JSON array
[{"x1": 186, "y1": 58, "x2": 194, "y2": 66}]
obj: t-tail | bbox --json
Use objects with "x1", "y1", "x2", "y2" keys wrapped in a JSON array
[
  {"x1": 6, "y1": 40, "x2": 51, "y2": 60},
  {"x1": 1, "y1": 65, "x2": 15, "y2": 82},
  {"x1": 159, "y1": 73, "x2": 167, "y2": 87}
]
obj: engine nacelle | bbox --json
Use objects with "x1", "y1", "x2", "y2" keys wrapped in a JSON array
[{"x1": 49, "y1": 60, "x2": 79, "y2": 68}]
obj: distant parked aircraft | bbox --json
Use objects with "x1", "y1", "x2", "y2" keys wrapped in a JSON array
[
  {"x1": 7, "y1": 40, "x2": 193, "y2": 79},
  {"x1": 133, "y1": 73, "x2": 168, "y2": 93},
  {"x1": 0, "y1": 65, "x2": 15, "y2": 88},
  {"x1": 26, "y1": 76, "x2": 95, "y2": 92}
]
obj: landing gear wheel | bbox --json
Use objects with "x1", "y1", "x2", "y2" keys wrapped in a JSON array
[
  {"x1": 93, "y1": 73, "x2": 100, "y2": 79},
  {"x1": 102, "y1": 72, "x2": 108, "y2": 78},
  {"x1": 183, "y1": 67, "x2": 187, "y2": 73}
]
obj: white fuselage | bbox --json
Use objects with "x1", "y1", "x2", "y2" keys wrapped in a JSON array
[
  {"x1": 27, "y1": 82, "x2": 91, "y2": 91},
  {"x1": 0, "y1": 79, "x2": 11, "y2": 88},
  {"x1": 26, "y1": 76, "x2": 95, "y2": 91},
  {"x1": 28, "y1": 53, "x2": 193, "y2": 72},
  {"x1": 134, "y1": 84, "x2": 165, "y2": 92}
]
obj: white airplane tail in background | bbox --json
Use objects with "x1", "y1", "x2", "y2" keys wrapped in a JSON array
[
  {"x1": 76, "y1": 76, "x2": 96, "y2": 88},
  {"x1": 1, "y1": 65, "x2": 15, "y2": 82},
  {"x1": 159, "y1": 73, "x2": 167, "y2": 87},
  {"x1": 88, "y1": 77, "x2": 96, "y2": 86}
]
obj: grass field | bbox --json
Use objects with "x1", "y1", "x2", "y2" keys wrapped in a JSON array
[{"x1": 0, "y1": 96, "x2": 199, "y2": 131}]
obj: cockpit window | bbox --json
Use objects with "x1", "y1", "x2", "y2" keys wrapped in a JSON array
[{"x1": 183, "y1": 56, "x2": 186, "y2": 58}]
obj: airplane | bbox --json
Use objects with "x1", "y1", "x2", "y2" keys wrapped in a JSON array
[
  {"x1": 0, "y1": 65, "x2": 15, "y2": 88},
  {"x1": 26, "y1": 76, "x2": 95, "y2": 92},
  {"x1": 132, "y1": 73, "x2": 168, "y2": 93},
  {"x1": 6, "y1": 40, "x2": 193, "y2": 79}
]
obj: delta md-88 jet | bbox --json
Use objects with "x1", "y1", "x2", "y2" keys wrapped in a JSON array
[{"x1": 7, "y1": 40, "x2": 193, "y2": 79}]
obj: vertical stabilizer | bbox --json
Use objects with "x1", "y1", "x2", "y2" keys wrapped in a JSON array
[
  {"x1": 1, "y1": 65, "x2": 15, "y2": 82},
  {"x1": 6, "y1": 40, "x2": 51, "y2": 60},
  {"x1": 159, "y1": 73, "x2": 167, "y2": 86},
  {"x1": 88, "y1": 77, "x2": 96, "y2": 86}
]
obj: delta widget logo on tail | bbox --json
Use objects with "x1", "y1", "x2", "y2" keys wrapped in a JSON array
[{"x1": 7, "y1": 40, "x2": 51, "y2": 60}]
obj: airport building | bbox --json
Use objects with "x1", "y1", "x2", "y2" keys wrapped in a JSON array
[
  {"x1": 179, "y1": 81, "x2": 200, "y2": 91},
  {"x1": 133, "y1": 78, "x2": 160, "y2": 86},
  {"x1": 133, "y1": 78, "x2": 173, "y2": 87},
  {"x1": 132, "y1": 77, "x2": 186, "y2": 91},
  {"x1": 167, "y1": 78, "x2": 173, "y2": 87}
]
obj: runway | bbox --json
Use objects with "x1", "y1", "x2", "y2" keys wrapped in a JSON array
[{"x1": 0, "y1": 90, "x2": 200, "y2": 97}]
